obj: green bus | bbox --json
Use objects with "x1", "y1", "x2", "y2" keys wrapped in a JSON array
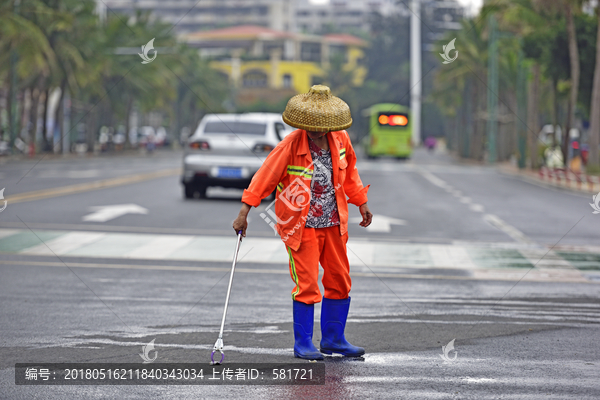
[{"x1": 363, "y1": 103, "x2": 412, "y2": 159}]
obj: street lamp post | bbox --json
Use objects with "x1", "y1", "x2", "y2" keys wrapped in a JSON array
[
  {"x1": 486, "y1": 14, "x2": 498, "y2": 164},
  {"x1": 410, "y1": 0, "x2": 422, "y2": 147},
  {"x1": 9, "y1": 0, "x2": 22, "y2": 153}
]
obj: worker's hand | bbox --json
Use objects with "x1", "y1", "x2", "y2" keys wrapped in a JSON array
[
  {"x1": 233, "y1": 203, "x2": 251, "y2": 237},
  {"x1": 358, "y1": 203, "x2": 373, "y2": 228},
  {"x1": 232, "y1": 214, "x2": 248, "y2": 238}
]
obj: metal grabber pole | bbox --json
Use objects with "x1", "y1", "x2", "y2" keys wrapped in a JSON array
[{"x1": 210, "y1": 230, "x2": 243, "y2": 365}]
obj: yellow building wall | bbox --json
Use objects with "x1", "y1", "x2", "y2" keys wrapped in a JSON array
[
  {"x1": 210, "y1": 45, "x2": 367, "y2": 93},
  {"x1": 277, "y1": 62, "x2": 324, "y2": 92}
]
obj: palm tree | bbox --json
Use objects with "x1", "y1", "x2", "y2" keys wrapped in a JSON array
[
  {"x1": 433, "y1": 18, "x2": 489, "y2": 159},
  {"x1": 0, "y1": 0, "x2": 56, "y2": 149},
  {"x1": 533, "y1": 0, "x2": 584, "y2": 163},
  {"x1": 588, "y1": 4, "x2": 600, "y2": 172},
  {"x1": 492, "y1": 0, "x2": 553, "y2": 168}
]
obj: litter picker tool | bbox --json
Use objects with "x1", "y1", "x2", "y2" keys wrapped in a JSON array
[{"x1": 210, "y1": 230, "x2": 243, "y2": 365}]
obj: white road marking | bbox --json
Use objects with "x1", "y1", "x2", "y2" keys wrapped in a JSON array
[
  {"x1": 347, "y1": 241, "x2": 375, "y2": 271},
  {"x1": 416, "y1": 168, "x2": 448, "y2": 189},
  {"x1": 428, "y1": 244, "x2": 478, "y2": 269},
  {"x1": 0, "y1": 229, "x2": 19, "y2": 239},
  {"x1": 349, "y1": 214, "x2": 407, "y2": 233},
  {"x1": 21, "y1": 231, "x2": 107, "y2": 255},
  {"x1": 0, "y1": 229, "x2": 590, "y2": 281},
  {"x1": 469, "y1": 203, "x2": 485, "y2": 212},
  {"x1": 483, "y1": 214, "x2": 534, "y2": 245},
  {"x1": 417, "y1": 169, "x2": 574, "y2": 270},
  {"x1": 125, "y1": 235, "x2": 196, "y2": 259},
  {"x1": 83, "y1": 204, "x2": 148, "y2": 222}
]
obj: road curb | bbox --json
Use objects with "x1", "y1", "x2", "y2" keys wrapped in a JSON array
[{"x1": 498, "y1": 164, "x2": 599, "y2": 194}]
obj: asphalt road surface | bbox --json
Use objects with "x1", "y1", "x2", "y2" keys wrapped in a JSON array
[{"x1": 0, "y1": 148, "x2": 599, "y2": 399}]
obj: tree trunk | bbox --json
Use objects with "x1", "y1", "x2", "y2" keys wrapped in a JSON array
[
  {"x1": 52, "y1": 80, "x2": 67, "y2": 153},
  {"x1": 551, "y1": 79, "x2": 558, "y2": 148},
  {"x1": 125, "y1": 96, "x2": 133, "y2": 148},
  {"x1": 31, "y1": 78, "x2": 46, "y2": 154},
  {"x1": 28, "y1": 87, "x2": 40, "y2": 155},
  {"x1": 527, "y1": 63, "x2": 540, "y2": 169},
  {"x1": 41, "y1": 88, "x2": 50, "y2": 152},
  {"x1": 588, "y1": 9, "x2": 600, "y2": 171},
  {"x1": 563, "y1": 4, "x2": 580, "y2": 165},
  {"x1": 6, "y1": 70, "x2": 14, "y2": 149},
  {"x1": 87, "y1": 103, "x2": 98, "y2": 153}
]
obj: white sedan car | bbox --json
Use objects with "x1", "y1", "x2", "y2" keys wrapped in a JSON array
[{"x1": 181, "y1": 113, "x2": 293, "y2": 199}]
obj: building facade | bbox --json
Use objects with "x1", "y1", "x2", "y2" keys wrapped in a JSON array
[
  {"x1": 294, "y1": 0, "x2": 402, "y2": 34},
  {"x1": 183, "y1": 25, "x2": 367, "y2": 94},
  {"x1": 99, "y1": 0, "x2": 295, "y2": 34}
]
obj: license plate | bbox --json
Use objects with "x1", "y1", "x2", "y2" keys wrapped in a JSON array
[{"x1": 217, "y1": 167, "x2": 242, "y2": 178}]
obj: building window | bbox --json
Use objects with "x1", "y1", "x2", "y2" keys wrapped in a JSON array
[
  {"x1": 242, "y1": 70, "x2": 268, "y2": 87},
  {"x1": 300, "y1": 42, "x2": 322, "y2": 62},
  {"x1": 282, "y1": 74, "x2": 292, "y2": 88},
  {"x1": 329, "y1": 45, "x2": 348, "y2": 63}
]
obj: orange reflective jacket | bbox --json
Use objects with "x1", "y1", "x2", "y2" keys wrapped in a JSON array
[{"x1": 242, "y1": 129, "x2": 369, "y2": 251}]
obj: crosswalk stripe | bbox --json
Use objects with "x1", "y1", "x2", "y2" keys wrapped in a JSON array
[
  {"x1": 428, "y1": 244, "x2": 478, "y2": 269},
  {"x1": 0, "y1": 229, "x2": 20, "y2": 240},
  {"x1": 125, "y1": 235, "x2": 196, "y2": 259},
  {"x1": 0, "y1": 229, "x2": 598, "y2": 276},
  {"x1": 63, "y1": 233, "x2": 151, "y2": 258},
  {"x1": 21, "y1": 231, "x2": 107, "y2": 256}
]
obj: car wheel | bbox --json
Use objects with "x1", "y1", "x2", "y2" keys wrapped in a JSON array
[
  {"x1": 197, "y1": 185, "x2": 207, "y2": 199},
  {"x1": 184, "y1": 185, "x2": 195, "y2": 199}
]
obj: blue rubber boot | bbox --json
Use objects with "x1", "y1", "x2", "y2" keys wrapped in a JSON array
[
  {"x1": 293, "y1": 301, "x2": 324, "y2": 360},
  {"x1": 320, "y1": 297, "x2": 365, "y2": 357}
]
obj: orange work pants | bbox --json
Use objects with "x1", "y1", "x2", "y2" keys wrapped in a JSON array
[{"x1": 285, "y1": 226, "x2": 351, "y2": 304}]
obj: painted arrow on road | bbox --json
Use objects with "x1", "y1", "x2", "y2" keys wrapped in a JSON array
[
  {"x1": 83, "y1": 204, "x2": 148, "y2": 222},
  {"x1": 349, "y1": 214, "x2": 407, "y2": 233}
]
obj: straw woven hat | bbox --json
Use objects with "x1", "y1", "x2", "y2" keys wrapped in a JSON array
[{"x1": 282, "y1": 85, "x2": 352, "y2": 132}]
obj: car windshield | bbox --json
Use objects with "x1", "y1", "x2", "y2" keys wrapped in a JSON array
[{"x1": 204, "y1": 121, "x2": 267, "y2": 135}]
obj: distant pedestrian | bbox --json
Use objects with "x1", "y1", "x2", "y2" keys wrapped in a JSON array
[
  {"x1": 146, "y1": 133, "x2": 156, "y2": 154},
  {"x1": 233, "y1": 85, "x2": 372, "y2": 360},
  {"x1": 425, "y1": 136, "x2": 436, "y2": 152}
]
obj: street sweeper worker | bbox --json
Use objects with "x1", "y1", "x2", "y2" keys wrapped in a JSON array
[{"x1": 232, "y1": 85, "x2": 373, "y2": 360}]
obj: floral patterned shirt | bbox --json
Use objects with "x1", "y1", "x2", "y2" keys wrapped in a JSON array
[{"x1": 305, "y1": 139, "x2": 340, "y2": 228}]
